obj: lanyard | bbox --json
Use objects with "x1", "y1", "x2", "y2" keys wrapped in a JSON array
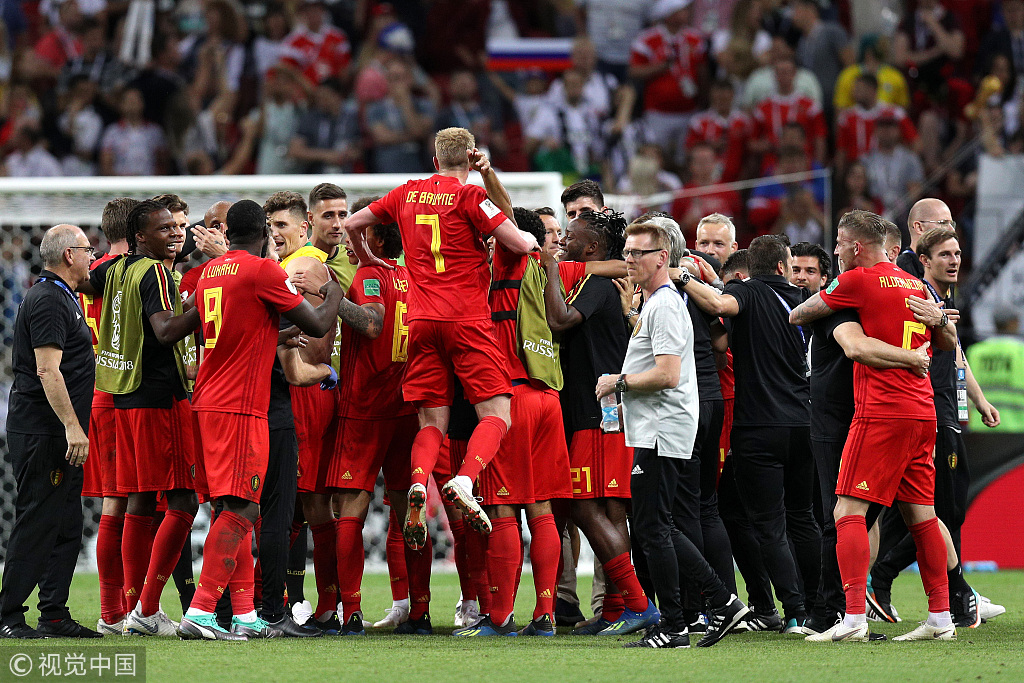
[
  {"x1": 37, "y1": 276, "x2": 82, "y2": 310},
  {"x1": 769, "y1": 287, "x2": 806, "y2": 351}
]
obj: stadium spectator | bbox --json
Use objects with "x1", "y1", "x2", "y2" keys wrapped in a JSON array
[
  {"x1": 178, "y1": 0, "x2": 248, "y2": 97},
  {"x1": 833, "y1": 35, "x2": 910, "y2": 110},
  {"x1": 57, "y1": 17, "x2": 131, "y2": 101},
  {"x1": 253, "y1": 4, "x2": 293, "y2": 79},
  {"x1": 4, "y1": 123, "x2": 62, "y2": 177},
  {"x1": 128, "y1": 31, "x2": 186, "y2": 132},
  {"x1": 742, "y1": 40, "x2": 823, "y2": 109},
  {"x1": 861, "y1": 115, "x2": 925, "y2": 216},
  {"x1": 525, "y1": 69, "x2": 603, "y2": 178},
  {"x1": 57, "y1": 75, "x2": 103, "y2": 176},
  {"x1": 836, "y1": 161, "x2": 884, "y2": 218},
  {"x1": 671, "y1": 143, "x2": 741, "y2": 234},
  {"x1": 279, "y1": 0, "x2": 352, "y2": 87},
  {"x1": 750, "y1": 55, "x2": 827, "y2": 165},
  {"x1": 99, "y1": 87, "x2": 168, "y2": 176},
  {"x1": 617, "y1": 144, "x2": 681, "y2": 207},
  {"x1": 25, "y1": 0, "x2": 84, "y2": 81},
  {"x1": 576, "y1": 0, "x2": 650, "y2": 81},
  {"x1": 892, "y1": 0, "x2": 965, "y2": 99},
  {"x1": 747, "y1": 145, "x2": 825, "y2": 238},
  {"x1": 685, "y1": 79, "x2": 752, "y2": 182},
  {"x1": 834, "y1": 73, "x2": 918, "y2": 174},
  {"x1": 710, "y1": 0, "x2": 773, "y2": 71},
  {"x1": 288, "y1": 77, "x2": 360, "y2": 174},
  {"x1": 251, "y1": 69, "x2": 303, "y2": 176},
  {"x1": 365, "y1": 60, "x2": 435, "y2": 173},
  {"x1": 977, "y1": 0, "x2": 1024, "y2": 87},
  {"x1": 791, "y1": 0, "x2": 850, "y2": 110},
  {"x1": 436, "y1": 70, "x2": 506, "y2": 160}
]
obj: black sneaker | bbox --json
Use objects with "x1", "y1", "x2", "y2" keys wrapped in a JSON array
[
  {"x1": 952, "y1": 590, "x2": 981, "y2": 628},
  {"x1": 315, "y1": 613, "x2": 343, "y2": 635},
  {"x1": 519, "y1": 614, "x2": 555, "y2": 636},
  {"x1": 868, "y1": 632, "x2": 888, "y2": 641},
  {"x1": 263, "y1": 614, "x2": 323, "y2": 638},
  {"x1": 743, "y1": 609, "x2": 783, "y2": 632},
  {"x1": 394, "y1": 614, "x2": 432, "y2": 635},
  {"x1": 555, "y1": 598, "x2": 585, "y2": 627},
  {"x1": 697, "y1": 595, "x2": 750, "y2": 648},
  {"x1": 36, "y1": 619, "x2": 102, "y2": 638},
  {"x1": 623, "y1": 624, "x2": 689, "y2": 648},
  {"x1": 0, "y1": 623, "x2": 45, "y2": 639},
  {"x1": 866, "y1": 581, "x2": 899, "y2": 623},
  {"x1": 338, "y1": 612, "x2": 366, "y2": 636},
  {"x1": 452, "y1": 615, "x2": 518, "y2": 636},
  {"x1": 688, "y1": 615, "x2": 708, "y2": 634}
]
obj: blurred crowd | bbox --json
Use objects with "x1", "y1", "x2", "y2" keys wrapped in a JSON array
[{"x1": 0, "y1": 0, "x2": 1021, "y2": 247}]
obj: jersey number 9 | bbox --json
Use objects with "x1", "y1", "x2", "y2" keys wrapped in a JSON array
[{"x1": 203, "y1": 287, "x2": 223, "y2": 349}]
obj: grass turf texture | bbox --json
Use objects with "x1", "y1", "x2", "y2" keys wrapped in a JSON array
[{"x1": 1, "y1": 571, "x2": 1022, "y2": 682}]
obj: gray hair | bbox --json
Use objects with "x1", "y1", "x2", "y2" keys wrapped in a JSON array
[
  {"x1": 643, "y1": 215, "x2": 685, "y2": 267},
  {"x1": 40, "y1": 224, "x2": 83, "y2": 268},
  {"x1": 696, "y1": 213, "x2": 737, "y2": 244}
]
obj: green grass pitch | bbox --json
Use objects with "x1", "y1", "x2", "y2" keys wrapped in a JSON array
[{"x1": 1, "y1": 571, "x2": 1022, "y2": 682}]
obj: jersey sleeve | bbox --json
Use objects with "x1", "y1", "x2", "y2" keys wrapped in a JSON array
[
  {"x1": 558, "y1": 261, "x2": 587, "y2": 293},
  {"x1": 89, "y1": 256, "x2": 116, "y2": 292},
  {"x1": 368, "y1": 184, "x2": 404, "y2": 224},
  {"x1": 28, "y1": 289, "x2": 71, "y2": 350},
  {"x1": 139, "y1": 263, "x2": 178, "y2": 319},
  {"x1": 349, "y1": 267, "x2": 387, "y2": 308},
  {"x1": 257, "y1": 259, "x2": 306, "y2": 313},
  {"x1": 818, "y1": 268, "x2": 864, "y2": 311},
  {"x1": 460, "y1": 185, "x2": 507, "y2": 236},
  {"x1": 566, "y1": 276, "x2": 611, "y2": 321}
]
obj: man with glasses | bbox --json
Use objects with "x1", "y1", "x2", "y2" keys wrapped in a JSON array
[
  {"x1": 899, "y1": 198, "x2": 956, "y2": 278},
  {"x1": 1, "y1": 225, "x2": 102, "y2": 639}
]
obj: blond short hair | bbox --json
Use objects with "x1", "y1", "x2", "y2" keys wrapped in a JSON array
[
  {"x1": 434, "y1": 127, "x2": 475, "y2": 169},
  {"x1": 696, "y1": 213, "x2": 736, "y2": 243},
  {"x1": 625, "y1": 221, "x2": 672, "y2": 252}
]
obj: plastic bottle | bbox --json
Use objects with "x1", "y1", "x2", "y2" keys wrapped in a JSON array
[{"x1": 600, "y1": 375, "x2": 620, "y2": 433}]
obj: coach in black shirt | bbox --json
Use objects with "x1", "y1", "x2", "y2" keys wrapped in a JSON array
[
  {"x1": 0, "y1": 225, "x2": 101, "y2": 639},
  {"x1": 681, "y1": 235, "x2": 820, "y2": 629}
]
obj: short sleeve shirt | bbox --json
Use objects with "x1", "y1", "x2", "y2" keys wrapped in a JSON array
[
  {"x1": 9, "y1": 271, "x2": 95, "y2": 434},
  {"x1": 621, "y1": 284, "x2": 699, "y2": 459}
]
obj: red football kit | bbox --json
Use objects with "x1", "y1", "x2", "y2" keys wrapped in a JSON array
[
  {"x1": 81, "y1": 252, "x2": 119, "y2": 498},
  {"x1": 369, "y1": 175, "x2": 512, "y2": 406},
  {"x1": 836, "y1": 104, "x2": 918, "y2": 162},
  {"x1": 629, "y1": 25, "x2": 706, "y2": 114},
  {"x1": 685, "y1": 109, "x2": 752, "y2": 182},
  {"x1": 819, "y1": 261, "x2": 936, "y2": 506},
  {"x1": 191, "y1": 251, "x2": 304, "y2": 503},
  {"x1": 327, "y1": 261, "x2": 418, "y2": 493}
]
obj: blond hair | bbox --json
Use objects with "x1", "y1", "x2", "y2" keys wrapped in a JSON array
[
  {"x1": 434, "y1": 127, "x2": 475, "y2": 169},
  {"x1": 625, "y1": 221, "x2": 672, "y2": 252}
]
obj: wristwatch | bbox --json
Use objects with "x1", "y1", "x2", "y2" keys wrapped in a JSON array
[
  {"x1": 938, "y1": 313, "x2": 949, "y2": 328},
  {"x1": 627, "y1": 307, "x2": 640, "y2": 319},
  {"x1": 677, "y1": 270, "x2": 691, "y2": 287},
  {"x1": 614, "y1": 374, "x2": 628, "y2": 393}
]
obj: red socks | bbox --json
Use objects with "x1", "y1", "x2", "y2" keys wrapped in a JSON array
[
  {"x1": 908, "y1": 517, "x2": 950, "y2": 614},
  {"x1": 386, "y1": 509, "x2": 409, "y2": 601},
  {"x1": 527, "y1": 514, "x2": 559, "y2": 620},
  {"x1": 122, "y1": 513, "x2": 155, "y2": 613},
  {"x1": 191, "y1": 510, "x2": 253, "y2": 613},
  {"x1": 406, "y1": 532, "x2": 433, "y2": 620},
  {"x1": 485, "y1": 517, "x2": 521, "y2": 626},
  {"x1": 458, "y1": 416, "x2": 508, "y2": 482},
  {"x1": 836, "y1": 514, "x2": 869, "y2": 616},
  {"x1": 139, "y1": 509, "x2": 194, "y2": 616},
  {"x1": 336, "y1": 517, "x2": 364, "y2": 620},
  {"x1": 229, "y1": 530, "x2": 255, "y2": 616},
  {"x1": 449, "y1": 517, "x2": 475, "y2": 602},
  {"x1": 602, "y1": 591, "x2": 625, "y2": 622},
  {"x1": 466, "y1": 527, "x2": 491, "y2": 615},
  {"x1": 603, "y1": 552, "x2": 648, "y2": 612},
  {"x1": 310, "y1": 520, "x2": 339, "y2": 618},
  {"x1": 97, "y1": 514, "x2": 126, "y2": 624},
  {"x1": 410, "y1": 426, "x2": 444, "y2": 489}
]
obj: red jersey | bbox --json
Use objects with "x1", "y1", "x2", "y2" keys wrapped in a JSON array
[
  {"x1": 82, "y1": 253, "x2": 118, "y2": 409},
  {"x1": 685, "y1": 109, "x2": 752, "y2": 182},
  {"x1": 369, "y1": 175, "x2": 507, "y2": 322},
  {"x1": 280, "y1": 24, "x2": 351, "y2": 85},
  {"x1": 818, "y1": 261, "x2": 934, "y2": 419},
  {"x1": 754, "y1": 93, "x2": 826, "y2": 156},
  {"x1": 836, "y1": 104, "x2": 918, "y2": 162},
  {"x1": 337, "y1": 261, "x2": 415, "y2": 420},
  {"x1": 490, "y1": 244, "x2": 532, "y2": 382},
  {"x1": 192, "y1": 251, "x2": 304, "y2": 416},
  {"x1": 178, "y1": 264, "x2": 203, "y2": 300},
  {"x1": 718, "y1": 349, "x2": 735, "y2": 400},
  {"x1": 629, "y1": 25, "x2": 706, "y2": 114},
  {"x1": 558, "y1": 260, "x2": 587, "y2": 294}
]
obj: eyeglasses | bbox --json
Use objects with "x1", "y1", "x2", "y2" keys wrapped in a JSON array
[
  {"x1": 623, "y1": 248, "x2": 664, "y2": 259},
  {"x1": 69, "y1": 246, "x2": 95, "y2": 255},
  {"x1": 919, "y1": 219, "x2": 957, "y2": 230}
]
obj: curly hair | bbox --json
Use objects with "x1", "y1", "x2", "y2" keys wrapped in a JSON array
[{"x1": 574, "y1": 209, "x2": 626, "y2": 260}]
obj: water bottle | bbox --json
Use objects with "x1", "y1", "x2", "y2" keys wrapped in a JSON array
[{"x1": 600, "y1": 375, "x2": 620, "y2": 433}]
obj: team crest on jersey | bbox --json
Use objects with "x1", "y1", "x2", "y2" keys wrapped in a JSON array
[
  {"x1": 631, "y1": 317, "x2": 643, "y2": 337},
  {"x1": 825, "y1": 279, "x2": 839, "y2": 294},
  {"x1": 50, "y1": 470, "x2": 63, "y2": 486},
  {"x1": 363, "y1": 279, "x2": 381, "y2": 297},
  {"x1": 949, "y1": 453, "x2": 958, "y2": 470},
  {"x1": 250, "y1": 474, "x2": 261, "y2": 492},
  {"x1": 190, "y1": 464, "x2": 196, "y2": 479}
]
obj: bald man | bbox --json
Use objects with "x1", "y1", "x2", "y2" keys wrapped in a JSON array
[
  {"x1": 1, "y1": 225, "x2": 102, "y2": 639},
  {"x1": 898, "y1": 198, "x2": 955, "y2": 279}
]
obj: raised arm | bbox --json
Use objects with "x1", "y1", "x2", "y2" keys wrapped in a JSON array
[
  {"x1": 490, "y1": 219, "x2": 538, "y2": 256},
  {"x1": 680, "y1": 278, "x2": 740, "y2": 318},
  {"x1": 789, "y1": 291, "x2": 834, "y2": 326},
  {"x1": 344, "y1": 206, "x2": 390, "y2": 270},
  {"x1": 833, "y1": 321, "x2": 931, "y2": 376},
  {"x1": 470, "y1": 148, "x2": 514, "y2": 221}
]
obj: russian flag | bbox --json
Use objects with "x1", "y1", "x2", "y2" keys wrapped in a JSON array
[{"x1": 487, "y1": 37, "x2": 573, "y2": 72}]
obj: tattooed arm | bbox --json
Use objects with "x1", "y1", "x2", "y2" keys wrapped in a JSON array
[
  {"x1": 338, "y1": 298, "x2": 384, "y2": 340},
  {"x1": 789, "y1": 292, "x2": 834, "y2": 326}
]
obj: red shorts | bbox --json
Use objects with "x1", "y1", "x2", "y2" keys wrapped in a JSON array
[
  {"x1": 292, "y1": 385, "x2": 338, "y2": 493},
  {"x1": 433, "y1": 437, "x2": 454, "y2": 484},
  {"x1": 403, "y1": 319, "x2": 512, "y2": 407},
  {"x1": 193, "y1": 411, "x2": 270, "y2": 503},
  {"x1": 568, "y1": 429, "x2": 632, "y2": 499},
  {"x1": 83, "y1": 405, "x2": 122, "y2": 498},
  {"x1": 837, "y1": 417, "x2": 937, "y2": 506},
  {"x1": 114, "y1": 398, "x2": 195, "y2": 493},
  {"x1": 717, "y1": 397, "x2": 734, "y2": 484},
  {"x1": 326, "y1": 414, "x2": 418, "y2": 492},
  {"x1": 523, "y1": 385, "x2": 572, "y2": 501}
]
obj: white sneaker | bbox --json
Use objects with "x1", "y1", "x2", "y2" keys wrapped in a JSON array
[
  {"x1": 978, "y1": 594, "x2": 1006, "y2": 621},
  {"x1": 291, "y1": 600, "x2": 314, "y2": 626},
  {"x1": 805, "y1": 622, "x2": 869, "y2": 643},
  {"x1": 440, "y1": 478, "x2": 491, "y2": 535},
  {"x1": 457, "y1": 600, "x2": 481, "y2": 628},
  {"x1": 125, "y1": 605, "x2": 179, "y2": 636},
  {"x1": 97, "y1": 617, "x2": 125, "y2": 636},
  {"x1": 893, "y1": 621, "x2": 956, "y2": 641},
  {"x1": 373, "y1": 603, "x2": 410, "y2": 629}
]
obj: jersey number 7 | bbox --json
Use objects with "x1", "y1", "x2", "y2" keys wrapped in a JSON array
[{"x1": 416, "y1": 214, "x2": 445, "y2": 273}]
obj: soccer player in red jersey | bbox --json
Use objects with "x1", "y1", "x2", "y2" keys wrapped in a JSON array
[
  {"x1": 344, "y1": 127, "x2": 539, "y2": 545},
  {"x1": 80, "y1": 198, "x2": 137, "y2": 635},
  {"x1": 790, "y1": 210, "x2": 958, "y2": 642},
  {"x1": 177, "y1": 200, "x2": 342, "y2": 641}
]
